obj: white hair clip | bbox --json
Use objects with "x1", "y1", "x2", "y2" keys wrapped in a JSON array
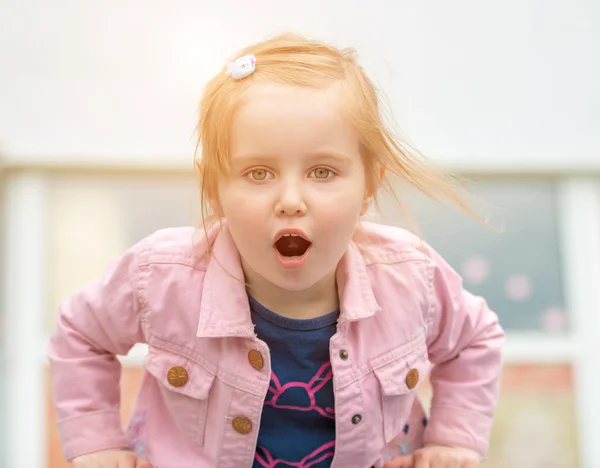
[{"x1": 226, "y1": 54, "x2": 256, "y2": 79}]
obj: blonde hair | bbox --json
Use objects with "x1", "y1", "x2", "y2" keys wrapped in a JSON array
[{"x1": 195, "y1": 33, "x2": 484, "y2": 237}]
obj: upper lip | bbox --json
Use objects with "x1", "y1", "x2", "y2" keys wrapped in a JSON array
[{"x1": 273, "y1": 228, "x2": 311, "y2": 244}]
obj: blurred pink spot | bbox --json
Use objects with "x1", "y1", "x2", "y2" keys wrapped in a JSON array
[
  {"x1": 461, "y1": 255, "x2": 490, "y2": 285},
  {"x1": 542, "y1": 307, "x2": 567, "y2": 332},
  {"x1": 505, "y1": 274, "x2": 533, "y2": 302}
]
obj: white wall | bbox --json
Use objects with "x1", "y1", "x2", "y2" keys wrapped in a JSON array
[{"x1": 1, "y1": 0, "x2": 598, "y2": 171}]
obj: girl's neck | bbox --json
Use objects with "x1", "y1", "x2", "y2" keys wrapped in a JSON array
[{"x1": 242, "y1": 262, "x2": 339, "y2": 320}]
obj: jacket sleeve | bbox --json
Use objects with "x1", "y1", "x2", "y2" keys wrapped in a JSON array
[
  {"x1": 422, "y1": 245, "x2": 505, "y2": 459},
  {"x1": 47, "y1": 242, "x2": 146, "y2": 461}
]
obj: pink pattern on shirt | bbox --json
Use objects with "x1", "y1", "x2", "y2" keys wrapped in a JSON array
[
  {"x1": 255, "y1": 441, "x2": 336, "y2": 468},
  {"x1": 264, "y1": 361, "x2": 335, "y2": 419}
]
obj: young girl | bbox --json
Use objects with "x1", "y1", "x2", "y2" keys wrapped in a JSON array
[{"x1": 48, "y1": 34, "x2": 505, "y2": 468}]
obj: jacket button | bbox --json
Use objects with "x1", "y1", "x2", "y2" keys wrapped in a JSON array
[
  {"x1": 232, "y1": 416, "x2": 253, "y2": 434},
  {"x1": 248, "y1": 350, "x2": 264, "y2": 370},
  {"x1": 339, "y1": 349, "x2": 349, "y2": 360},
  {"x1": 167, "y1": 366, "x2": 188, "y2": 387},
  {"x1": 406, "y1": 368, "x2": 419, "y2": 389},
  {"x1": 351, "y1": 414, "x2": 362, "y2": 424}
]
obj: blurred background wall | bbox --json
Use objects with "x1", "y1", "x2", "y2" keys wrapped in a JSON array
[{"x1": 1, "y1": 1, "x2": 599, "y2": 467}]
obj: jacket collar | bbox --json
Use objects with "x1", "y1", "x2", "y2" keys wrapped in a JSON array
[{"x1": 196, "y1": 225, "x2": 380, "y2": 338}]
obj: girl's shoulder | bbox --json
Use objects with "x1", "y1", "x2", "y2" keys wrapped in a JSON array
[
  {"x1": 352, "y1": 221, "x2": 432, "y2": 265},
  {"x1": 130, "y1": 225, "x2": 217, "y2": 271}
]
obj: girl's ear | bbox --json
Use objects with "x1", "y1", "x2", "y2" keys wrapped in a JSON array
[
  {"x1": 196, "y1": 158, "x2": 226, "y2": 218},
  {"x1": 214, "y1": 183, "x2": 227, "y2": 219},
  {"x1": 213, "y1": 200, "x2": 225, "y2": 218},
  {"x1": 360, "y1": 194, "x2": 372, "y2": 216},
  {"x1": 360, "y1": 167, "x2": 385, "y2": 216}
]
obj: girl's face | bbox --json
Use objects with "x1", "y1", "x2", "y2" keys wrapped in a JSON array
[{"x1": 218, "y1": 82, "x2": 370, "y2": 295}]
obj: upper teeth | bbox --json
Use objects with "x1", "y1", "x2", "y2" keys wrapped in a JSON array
[{"x1": 283, "y1": 234, "x2": 299, "y2": 237}]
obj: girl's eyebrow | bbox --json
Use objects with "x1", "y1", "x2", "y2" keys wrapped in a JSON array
[
  {"x1": 231, "y1": 150, "x2": 353, "y2": 165},
  {"x1": 307, "y1": 150, "x2": 353, "y2": 163},
  {"x1": 230, "y1": 153, "x2": 279, "y2": 165}
]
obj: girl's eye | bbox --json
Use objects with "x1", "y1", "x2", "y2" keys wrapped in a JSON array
[
  {"x1": 311, "y1": 168, "x2": 333, "y2": 179},
  {"x1": 248, "y1": 169, "x2": 271, "y2": 181}
]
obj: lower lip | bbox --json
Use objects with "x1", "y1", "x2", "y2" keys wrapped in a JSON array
[{"x1": 274, "y1": 245, "x2": 312, "y2": 269}]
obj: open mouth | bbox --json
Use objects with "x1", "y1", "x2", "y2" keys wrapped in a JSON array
[{"x1": 274, "y1": 233, "x2": 312, "y2": 258}]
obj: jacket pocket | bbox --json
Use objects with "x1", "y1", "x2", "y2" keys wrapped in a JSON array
[
  {"x1": 144, "y1": 347, "x2": 215, "y2": 446},
  {"x1": 372, "y1": 345, "x2": 431, "y2": 443}
]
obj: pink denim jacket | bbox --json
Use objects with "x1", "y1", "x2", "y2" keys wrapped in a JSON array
[{"x1": 48, "y1": 222, "x2": 505, "y2": 468}]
